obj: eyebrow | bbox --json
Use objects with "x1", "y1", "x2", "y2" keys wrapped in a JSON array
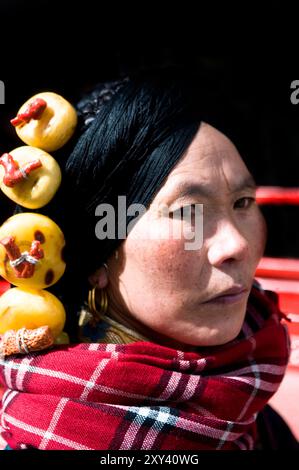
[{"x1": 171, "y1": 175, "x2": 257, "y2": 200}]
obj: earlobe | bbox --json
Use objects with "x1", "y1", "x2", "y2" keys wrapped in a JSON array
[{"x1": 88, "y1": 263, "x2": 109, "y2": 289}]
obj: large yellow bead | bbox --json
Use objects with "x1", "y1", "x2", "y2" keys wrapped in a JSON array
[
  {"x1": 0, "y1": 213, "x2": 66, "y2": 289},
  {"x1": 15, "y1": 92, "x2": 77, "y2": 152},
  {"x1": 0, "y1": 146, "x2": 61, "y2": 209},
  {"x1": 0, "y1": 287, "x2": 66, "y2": 339}
]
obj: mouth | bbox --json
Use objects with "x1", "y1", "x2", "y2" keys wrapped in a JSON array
[{"x1": 203, "y1": 285, "x2": 249, "y2": 305}]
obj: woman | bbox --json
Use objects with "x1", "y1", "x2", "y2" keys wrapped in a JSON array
[{"x1": 0, "y1": 68, "x2": 295, "y2": 450}]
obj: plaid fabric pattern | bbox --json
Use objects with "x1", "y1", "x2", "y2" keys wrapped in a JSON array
[{"x1": 0, "y1": 286, "x2": 290, "y2": 450}]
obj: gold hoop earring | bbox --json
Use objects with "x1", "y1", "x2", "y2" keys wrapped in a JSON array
[{"x1": 88, "y1": 286, "x2": 108, "y2": 318}]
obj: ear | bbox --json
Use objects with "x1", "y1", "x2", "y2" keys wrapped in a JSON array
[{"x1": 88, "y1": 265, "x2": 109, "y2": 289}]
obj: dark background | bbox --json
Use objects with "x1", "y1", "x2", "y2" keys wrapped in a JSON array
[{"x1": 0, "y1": 0, "x2": 299, "y2": 258}]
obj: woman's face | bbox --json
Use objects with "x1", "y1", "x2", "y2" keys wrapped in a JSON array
[{"x1": 108, "y1": 123, "x2": 266, "y2": 348}]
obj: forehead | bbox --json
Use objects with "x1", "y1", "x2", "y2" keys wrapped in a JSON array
[{"x1": 156, "y1": 123, "x2": 252, "y2": 200}]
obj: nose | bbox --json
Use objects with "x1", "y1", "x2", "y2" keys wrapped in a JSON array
[{"x1": 207, "y1": 219, "x2": 249, "y2": 267}]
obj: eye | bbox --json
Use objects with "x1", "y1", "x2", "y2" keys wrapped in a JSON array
[
  {"x1": 169, "y1": 207, "x2": 184, "y2": 219},
  {"x1": 234, "y1": 197, "x2": 256, "y2": 209},
  {"x1": 169, "y1": 204, "x2": 196, "y2": 220}
]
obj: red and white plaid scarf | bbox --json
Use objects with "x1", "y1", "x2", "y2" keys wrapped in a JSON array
[{"x1": 0, "y1": 286, "x2": 290, "y2": 450}]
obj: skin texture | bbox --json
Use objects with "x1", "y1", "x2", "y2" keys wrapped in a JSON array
[{"x1": 92, "y1": 123, "x2": 267, "y2": 350}]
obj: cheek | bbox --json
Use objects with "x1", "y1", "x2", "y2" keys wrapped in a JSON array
[
  {"x1": 124, "y1": 235, "x2": 195, "y2": 289},
  {"x1": 246, "y1": 210, "x2": 267, "y2": 261}
]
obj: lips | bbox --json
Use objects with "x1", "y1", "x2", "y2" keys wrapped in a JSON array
[{"x1": 203, "y1": 285, "x2": 249, "y2": 305}]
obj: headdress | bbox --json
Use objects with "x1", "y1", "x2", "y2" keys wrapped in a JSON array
[{"x1": 0, "y1": 91, "x2": 78, "y2": 355}]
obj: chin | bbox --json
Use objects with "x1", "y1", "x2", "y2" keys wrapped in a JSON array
[
  {"x1": 207, "y1": 304, "x2": 248, "y2": 346},
  {"x1": 206, "y1": 319, "x2": 245, "y2": 346},
  {"x1": 181, "y1": 317, "x2": 245, "y2": 347}
]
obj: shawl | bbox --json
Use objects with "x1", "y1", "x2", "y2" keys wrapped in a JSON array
[{"x1": 0, "y1": 285, "x2": 290, "y2": 450}]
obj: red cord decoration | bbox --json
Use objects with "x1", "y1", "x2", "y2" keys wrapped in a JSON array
[
  {"x1": 10, "y1": 98, "x2": 47, "y2": 127},
  {"x1": 0, "y1": 153, "x2": 42, "y2": 187},
  {"x1": 0, "y1": 236, "x2": 44, "y2": 278}
]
